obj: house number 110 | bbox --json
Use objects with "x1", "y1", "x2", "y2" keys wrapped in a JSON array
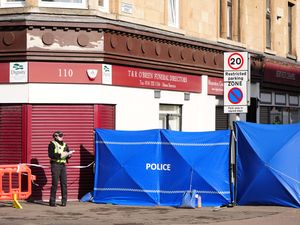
[{"x1": 58, "y1": 68, "x2": 73, "y2": 77}]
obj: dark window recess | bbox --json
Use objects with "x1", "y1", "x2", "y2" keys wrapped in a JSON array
[{"x1": 246, "y1": 98, "x2": 258, "y2": 123}]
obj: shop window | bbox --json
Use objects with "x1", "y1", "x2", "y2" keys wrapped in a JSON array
[
  {"x1": 269, "y1": 107, "x2": 300, "y2": 124},
  {"x1": 39, "y1": 0, "x2": 87, "y2": 9},
  {"x1": 98, "y1": 0, "x2": 109, "y2": 12},
  {"x1": 265, "y1": 0, "x2": 272, "y2": 49},
  {"x1": 260, "y1": 92, "x2": 272, "y2": 104},
  {"x1": 0, "y1": 0, "x2": 24, "y2": 7},
  {"x1": 270, "y1": 107, "x2": 283, "y2": 124},
  {"x1": 275, "y1": 93, "x2": 286, "y2": 105},
  {"x1": 219, "y1": 0, "x2": 240, "y2": 41},
  {"x1": 289, "y1": 95, "x2": 299, "y2": 106},
  {"x1": 159, "y1": 104, "x2": 182, "y2": 131},
  {"x1": 168, "y1": 0, "x2": 179, "y2": 28},
  {"x1": 290, "y1": 108, "x2": 300, "y2": 124}
]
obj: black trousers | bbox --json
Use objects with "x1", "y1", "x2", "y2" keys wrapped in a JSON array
[{"x1": 49, "y1": 162, "x2": 67, "y2": 204}]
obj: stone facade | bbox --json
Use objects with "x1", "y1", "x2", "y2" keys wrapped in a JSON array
[{"x1": 0, "y1": 0, "x2": 298, "y2": 85}]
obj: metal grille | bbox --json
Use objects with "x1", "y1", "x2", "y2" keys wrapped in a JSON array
[
  {"x1": 216, "y1": 106, "x2": 229, "y2": 130},
  {"x1": 260, "y1": 106, "x2": 270, "y2": 124},
  {"x1": 29, "y1": 104, "x2": 115, "y2": 201},
  {"x1": 0, "y1": 105, "x2": 22, "y2": 164}
]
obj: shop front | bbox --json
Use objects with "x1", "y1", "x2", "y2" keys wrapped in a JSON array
[
  {"x1": 0, "y1": 60, "x2": 211, "y2": 200},
  {"x1": 259, "y1": 60, "x2": 300, "y2": 124}
]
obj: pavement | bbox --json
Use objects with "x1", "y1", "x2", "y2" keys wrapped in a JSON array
[{"x1": 0, "y1": 201, "x2": 299, "y2": 225}]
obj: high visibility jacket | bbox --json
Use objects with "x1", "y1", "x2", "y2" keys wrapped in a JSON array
[{"x1": 51, "y1": 140, "x2": 67, "y2": 164}]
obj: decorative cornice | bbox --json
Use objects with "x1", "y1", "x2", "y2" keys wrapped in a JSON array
[{"x1": 0, "y1": 15, "x2": 274, "y2": 77}]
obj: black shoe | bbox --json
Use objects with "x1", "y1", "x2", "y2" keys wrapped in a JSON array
[
  {"x1": 49, "y1": 203, "x2": 57, "y2": 207},
  {"x1": 61, "y1": 202, "x2": 66, "y2": 207}
]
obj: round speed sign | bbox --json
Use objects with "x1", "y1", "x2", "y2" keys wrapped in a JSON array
[{"x1": 227, "y1": 52, "x2": 244, "y2": 70}]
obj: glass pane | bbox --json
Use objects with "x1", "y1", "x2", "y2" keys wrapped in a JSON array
[
  {"x1": 288, "y1": 4, "x2": 293, "y2": 53},
  {"x1": 266, "y1": 17, "x2": 271, "y2": 49},
  {"x1": 282, "y1": 108, "x2": 289, "y2": 124},
  {"x1": 275, "y1": 93, "x2": 286, "y2": 104},
  {"x1": 288, "y1": 5, "x2": 292, "y2": 23},
  {"x1": 159, "y1": 104, "x2": 181, "y2": 131},
  {"x1": 288, "y1": 25, "x2": 292, "y2": 53},
  {"x1": 261, "y1": 92, "x2": 272, "y2": 103},
  {"x1": 168, "y1": 0, "x2": 178, "y2": 26},
  {"x1": 98, "y1": 0, "x2": 103, "y2": 6},
  {"x1": 159, "y1": 115, "x2": 166, "y2": 129},
  {"x1": 266, "y1": 0, "x2": 270, "y2": 10},
  {"x1": 227, "y1": 2, "x2": 232, "y2": 39},
  {"x1": 290, "y1": 109, "x2": 300, "y2": 124},
  {"x1": 270, "y1": 107, "x2": 282, "y2": 124},
  {"x1": 167, "y1": 115, "x2": 180, "y2": 131},
  {"x1": 41, "y1": 0, "x2": 82, "y2": 2},
  {"x1": 169, "y1": 0, "x2": 176, "y2": 25}
]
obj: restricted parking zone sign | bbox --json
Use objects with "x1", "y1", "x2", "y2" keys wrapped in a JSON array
[{"x1": 224, "y1": 52, "x2": 250, "y2": 113}]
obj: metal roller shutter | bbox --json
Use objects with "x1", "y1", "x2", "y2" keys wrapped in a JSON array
[
  {"x1": 98, "y1": 104, "x2": 115, "y2": 129},
  {"x1": 216, "y1": 106, "x2": 229, "y2": 130},
  {"x1": 0, "y1": 105, "x2": 23, "y2": 164},
  {"x1": 29, "y1": 104, "x2": 115, "y2": 201},
  {"x1": 0, "y1": 105, "x2": 23, "y2": 193},
  {"x1": 260, "y1": 106, "x2": 270, "y2": 124}
]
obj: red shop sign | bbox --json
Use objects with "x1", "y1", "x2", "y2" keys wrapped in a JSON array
[
  {"x1": 112, "y1": 65, "x2": 202, "y2": 93},
  {"x1": 29, "y1": 62, "x2": 102, "y2": 84},
  {"x1": 208, "y1": 77, "x2": 223, "y2": 95}
]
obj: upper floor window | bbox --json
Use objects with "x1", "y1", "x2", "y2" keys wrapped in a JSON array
[
  {"x1": 219, "y1": 0, "x2": 240, "y2": 42},
  {"x1": 226, "y1": 0, "x2": 232, "y2": 39},
  {"x1": 288, "y1": 2, "x2": 295, "y2": 55},
  {"x1": 266, "y1": 0, "x2": 272, "y2": 49},
  {"x1": 168, "y1": 0, "x2": 179, "y2": 28},
  {"x1": 98, "y1": 0, "x2": 109, "y2": 12},
  {"x1": 39, "y1": 0, "x2": 87, "y2": 9},
  {"x1": 0, "y1": 0, "x2": 25, "y2": 8}
]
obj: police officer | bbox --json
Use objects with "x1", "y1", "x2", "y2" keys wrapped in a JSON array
[{"x1": 48, "y1": 131, "x2": 74, "y2": 207}]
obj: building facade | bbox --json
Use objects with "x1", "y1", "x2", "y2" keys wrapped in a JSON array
[{"x1": 0, "y1": 0, "x2": 299, "y2": 200}]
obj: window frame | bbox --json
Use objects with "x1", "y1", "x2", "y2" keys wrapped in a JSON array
[
  {"x1": 159, "y1": 104, "x2": 182, "y2": 131},
  {"x1": 219, "y1": 0, "x2": 241, "y2": 42},
  {"x1": 0, "y1": 0, "x2": 25, "y2": 8},
  {"x1": 38, "y1": 0, "x2": 87, "y2": 9},
  {"x1": 226, "y1": 0, "x2": 233, "y2": 39},
  {"x1": 98, "y1": 0, "x2": 109, "y2": 12},
  {"x1": 168, "y1": 0, "x2": 180, "y2": 28},
  {"x1": 265, "y1": 0, "x2": 272, "y2": 49},
  {"x1": 287, "y1": 2, "x2": 294, "y2": 55}
]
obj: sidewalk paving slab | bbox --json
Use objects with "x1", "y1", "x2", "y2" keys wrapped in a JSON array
[{"x1": 0, "y1": 201, "x2": 299, "y2": 225}]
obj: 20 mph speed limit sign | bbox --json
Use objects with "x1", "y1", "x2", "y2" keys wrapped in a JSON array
[
  {"x1": 224, "y1": 52, "x2": 250, "y2": 114},
  {"x1": 224, "y1": 52, "x2": 248, "y2": 71}
]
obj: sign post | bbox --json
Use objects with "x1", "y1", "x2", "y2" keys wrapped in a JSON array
[{"x1": 223, "y1": 52, "x2": 250, "y2": 114}]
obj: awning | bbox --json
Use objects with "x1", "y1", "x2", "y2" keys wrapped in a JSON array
[{"x1": 264, "y1": 61, "x2": 300, "y2": 87}]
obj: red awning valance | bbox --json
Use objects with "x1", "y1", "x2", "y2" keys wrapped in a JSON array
[{"x1": 264, "y1": 61, "x2": 300, "y2": 87}]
